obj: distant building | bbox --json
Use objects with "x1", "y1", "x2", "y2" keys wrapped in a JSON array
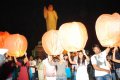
[{"x1": 32, "y1": 41, "x2": 47, "y2": 60}]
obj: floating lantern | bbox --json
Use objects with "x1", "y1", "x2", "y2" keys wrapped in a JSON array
[
  {"x1": 59, "y1": 22, "x2": 88, "y2": 52},
  {"x1": 4, "y1": 34, "x2": 28, "y2": 57},
  {"x1": 96, "y1": 13, "x2": 120, "y2": 47},
  {"x1": 0, "y1": 31, "x2": 10, "y2": 48},
  {"x1": 42, "y1": 30, "x2": 64, "y2": 55}
]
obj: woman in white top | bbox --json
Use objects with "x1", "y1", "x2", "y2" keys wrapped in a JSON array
[
  {"x1": 36, "y1": 58, "x2": 44, "y2": 80},
  {"x1": 67, "y1": 50, "x2": 90, "y2": 80},
  {"x1": 43, "y1": 55, "x2": 56, "y2": 80}
]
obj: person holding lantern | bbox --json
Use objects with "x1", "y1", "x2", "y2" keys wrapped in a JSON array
[
  {"x1": 112, "y1": 47, "x2": 120, "y2": 80},
  {"x1": 106, "y1": 54, "x2": 117, "y2": 80},
  {"x1": 91, "y1": 44, "x2": 111, "y2": 80},
  {"x1": 43, "y1": 55, "x2": 56, "y2": 80},
  {"x1": 44, "y1": 4, "x2": 58, "y2": 31},
  {"x1": 14, "y1": 54, "x2": 30, "y2": 80},
  {"x1": 49, "y1": 54, "x2": 67, "y2": 80},
  {"x1": 0, "y1": 55, "x2": 15, "y2": 80},
  {"x1": 67, "y1": 50, "x2": 90, "y2": 80}
]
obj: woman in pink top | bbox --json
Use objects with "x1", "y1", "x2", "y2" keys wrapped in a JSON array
[{"x1": 14, "y1": 55, "x2": 30, "y2": 80}]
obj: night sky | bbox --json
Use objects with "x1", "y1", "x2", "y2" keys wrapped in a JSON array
[{"x1": 0, "y1": 0, "x2": 120, "y2": 55}]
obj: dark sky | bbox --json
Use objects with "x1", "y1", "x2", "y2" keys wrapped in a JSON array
[{"x1": 0, "y1": 0, "x2": 120, "y2": 55}]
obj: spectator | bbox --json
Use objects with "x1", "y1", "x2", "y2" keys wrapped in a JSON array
[
  {"x1": 91, "y1": 44, "x2": 111, "y2": 80},
  {"x1": 14, "y1": 54, "x2": 30, "y2": 80}
]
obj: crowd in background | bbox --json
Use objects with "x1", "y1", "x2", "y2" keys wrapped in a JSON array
[
  {"x1": 0, "y1": 3, "x2": 120, "y2": 80},
  {"x1": 0, "y1": 44, "x2": 120, "y2": 80}
]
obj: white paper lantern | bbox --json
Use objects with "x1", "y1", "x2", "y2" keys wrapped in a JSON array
[
  {"x1": 96, "y1": 13, "x2": 120, "y2": 47},
  {"x1": 42, "y1": 30, "x2": 64, "y2": 55},
  {"x1": 59, "y1": 22, "x2": 88, "y2": 52}
]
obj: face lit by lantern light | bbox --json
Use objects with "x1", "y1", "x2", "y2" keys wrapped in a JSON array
[
  {"x1": 92, "y1": 46, "x2": 101, "y2": 54},
  {"x1": 78, "y1": 51, "x2": 83, "y2": 59}
]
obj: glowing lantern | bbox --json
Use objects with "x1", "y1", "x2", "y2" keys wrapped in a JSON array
[
  {"x1": 59, "y1": 22, "x2": 88, "y2": 52},
  {"x1": 42, "y1": 30, "x2": 64, "y2": 55},
  {"x1": 3, "y1": 34, "x2": 28, "y2": 57},
  {"x1": 96, "y1": 13, "x2": 120, "y2": 47},
  {"x1": 0, "y1": 31, "x2": 10, "y2": 48}
]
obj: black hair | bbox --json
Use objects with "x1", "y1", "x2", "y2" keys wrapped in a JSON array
[
  {"x1": 77, "y1": 50, "x2": 86, "y2": 65},
  {"x1": 92, "y1": 44, "x2": 100, "y2": 49},
  {"x1": 19, "y1": 56, "x2": 26, "y2": 66},
  {"x1": 52, "y1": 55, "x2": 60, "y2": 62},
  {"x1": 21, "y1": 60, "x2": 26, "y2": 66}
]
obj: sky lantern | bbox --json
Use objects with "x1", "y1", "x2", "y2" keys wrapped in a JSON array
[
  {"x1": 0, "y1": 31, "x2": 10, "y2": 48},
  {"x1": 42, "y1": 30, "x2": 64, "y2": 55},
  {"x1": 96, "y1": 13, "x2": 120, "y2": 47},
  {"x1": 59, "y1": 22, "x2": 88, "y2": 52},
  {"x1": 3, "y1": 34, "x2": 28, "y2": 57}
]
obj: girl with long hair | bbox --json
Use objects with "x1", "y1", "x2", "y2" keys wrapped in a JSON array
[{"x1": 67, "y1": 50, "x2": 90, "y2": 80}]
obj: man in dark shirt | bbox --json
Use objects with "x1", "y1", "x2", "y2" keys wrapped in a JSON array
[{"x1": 112, "y1": 48, "x2": 120, "y2": 79}]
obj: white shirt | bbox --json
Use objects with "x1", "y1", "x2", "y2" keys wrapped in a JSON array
[
  {"x1": 91, "y1": 50, "x2": 110, "y2": 77},
  {"x1": 43, "y1": 58, "x2": 56, "y2": 77}
]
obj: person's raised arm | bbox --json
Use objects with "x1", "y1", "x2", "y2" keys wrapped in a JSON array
[
  {"x1": 14, "y1": 56, "x2": 17, "y2": 63},
  {"x1": 83, "y1": 50, "x2": 90, "y2": 62},
  {"x1": 14, "y1": 56, "x2": 21, "y2": 66},
  {"x1": 24, "y1": 53, "x2": 30, "y2": 66},
  {"x1": 112, "y1": 47, "x2": 120, "y2": 63},
  {"x1": 44, "y1": 6, "x2": 47, "y2": 19},
  {"x1": 104, "y1": 47, "x2": 111, "y2": 55},
  {"x1": 24, "y1": 53, "x2": 28, "y2": 62}
]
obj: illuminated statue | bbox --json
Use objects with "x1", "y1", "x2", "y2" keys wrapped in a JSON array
[{"x1": 44, "y1": 4, "x2": 58, "y2": 31}]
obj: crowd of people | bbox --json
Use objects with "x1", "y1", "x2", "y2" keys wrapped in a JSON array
[
  {"x1": 0, "y1": 44, "x2": 120, "y2": 80},
  {"x1": 0, "y1": 3, "x2": 120, "y2": 80}
]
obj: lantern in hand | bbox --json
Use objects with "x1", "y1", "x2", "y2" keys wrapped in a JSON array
[
  {"x1": 0, "y1": 31, "x2": 10, "y2": 48},
  {"x1": 96, "y1": 13, "x2": 120, "y2": 47},
  {"x1": 42, "y1": 30, "x2": 64, "y2": 55},
  {"x1": 3, "y1": 34, "x2": 28, "y2": 57},
  {"x1": 59, "y1": 22, "x2": 88, "y2": 52}
]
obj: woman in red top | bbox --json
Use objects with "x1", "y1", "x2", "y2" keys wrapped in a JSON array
[{"x1": 14, "y1": 55, "x2": 30, "y2": 80}]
